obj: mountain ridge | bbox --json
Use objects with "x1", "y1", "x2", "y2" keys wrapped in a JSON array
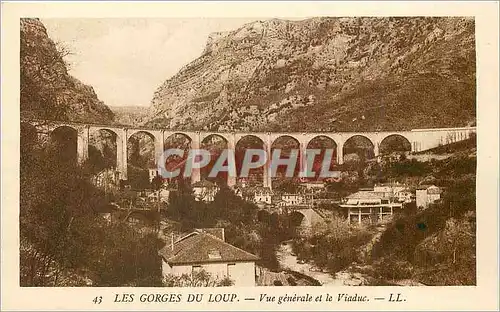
[
  {"x1": 20, "y1": 18, "x2": 114, "y2": 123},
  {"x1": 146, "y1": 17, "x2": 476, "y2": 132}
]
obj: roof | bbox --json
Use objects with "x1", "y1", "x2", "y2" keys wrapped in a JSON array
[
  {"x1": 302, "y1": 181, "x2": 325, "y2": 185},
  {"x1": 159, "y1": 232, "x2": 259, "y2": 265},
  {"x1": 374, "y1": 182, "x2": 403, "y2": 187},
  {"x1": 346, "y1": 191, "x2": 384, "y2": 200},
  {"x1": 416, "y1": 184, "x2": 440, "y2": 190},
  {"x1": 242, "y1": 186, "x2": 273, "y2": 196},
  {"x1": 192, "y1": 180, "x2": 217, "y2": 188},
  {"x1": 195, "y1": 228, "x2": 224, "y2": 241}
]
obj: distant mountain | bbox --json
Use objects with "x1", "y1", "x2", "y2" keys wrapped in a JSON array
[
  {"x1": 20, "y1": 18, "x2": 114, "y2": 123},
  {"x1": 147, "y1": 17, "x2": 476, "y2": 132},
  {"x1": 110, "y1": 106, "x2": 150, "y2": 127}
]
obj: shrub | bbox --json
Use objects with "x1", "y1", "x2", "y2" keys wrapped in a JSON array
[
  {"x1": 372, "y1": 256, "x2": 414, "y2": 281},
  {"x1": 163, "y1": 270, "x2": 234, "y2": 287},
  {"x1": 287, "y1": 276, "x2": 297, "y2": 286}
]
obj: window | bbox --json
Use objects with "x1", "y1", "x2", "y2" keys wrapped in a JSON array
[
  {"x1": 227, "y1": 263, "x2": 236, "y2": 277},
  {"x1": 383, "y1": 207, "x2": 392, "y2": 213},
  {"x1": 208, "y1": 249, "x2": 221, "y2": 259},
  {"x1": 192, "y1": 265, "x2": 202, "y2": 275}
]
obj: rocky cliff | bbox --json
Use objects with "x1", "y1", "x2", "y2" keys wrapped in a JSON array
[
  {"x1": 20, "y1": 18, "x2": 114, "y2": 123},
  {"x1": 110, "y1": 106, "x2": 149, "y2": 126},
  {"x1": 147, "y1": 17, "x2": 476, "y2": 132}
]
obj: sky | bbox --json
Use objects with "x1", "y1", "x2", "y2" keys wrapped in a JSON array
[{"x1": 41, "y1": 18, "x2": 263, "y2": 107}]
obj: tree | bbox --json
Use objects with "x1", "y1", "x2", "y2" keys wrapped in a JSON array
[
  {"x1": 127, "y1": 166, "x2": 150, "y2": 189},
  {"x1": 210, "y1": 185, "x2": 257, "y2": 225},
  {"x1": 20, "y1": 133, "x2": 163, "y2": 287},
  {"x1": 273, "y1": 178, "x2": 300, "y2": 193},
  {"x1": 151, "y1": 174, "x2": 164, "y2": 191},
  {"x1": 163, "y1": 270, "x2": 234, "y2": 287}
]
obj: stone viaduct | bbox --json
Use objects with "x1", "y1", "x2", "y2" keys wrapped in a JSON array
[
  {"x1": 22, "y1": 119, "x2": 476, "y2": 188},
  {"x1": 290, "y1": 207, "x2": 326, "y2": 228}
]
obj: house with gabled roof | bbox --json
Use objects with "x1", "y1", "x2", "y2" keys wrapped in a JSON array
[
  {"x1": 192, "y1": 180, "x2": 219, "y2": 202},
  {"x1": 158, "y1": 228, "x2": 259, "y2": 286},
  {"x1": 241, "y1": 186, "x2": 273, "y2": 205}
]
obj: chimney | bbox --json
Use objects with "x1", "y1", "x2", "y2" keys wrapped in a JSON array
[
  {"x1": 171, "y1": 233, "x2": 174, "y2": 251},
  {"x1": 221, "y1": 228, "x2": 225, "y2": 242}
]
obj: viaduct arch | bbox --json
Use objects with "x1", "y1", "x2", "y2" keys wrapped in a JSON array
[{"x1": 289, "y1": 208, "x2": 325, "y2": 228}]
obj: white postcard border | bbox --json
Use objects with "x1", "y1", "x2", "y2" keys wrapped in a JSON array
[{"x1": 1, "y1": 1, "x2": 499, "y2": 311}]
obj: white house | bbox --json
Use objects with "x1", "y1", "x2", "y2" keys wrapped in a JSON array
[
  {"x1": 373, "y1": 182, "x2": 407, "y2": 198},
  {"x1": 280, "y1": 193, "x2": 305, "y2": 206},
  {"x1": 301, "y1": 181, "x2": 326, "y2": 192},
  {"x1": 340, "y1": 190, "x2": 403, "y2": 224},
  {"x1": 159, "y1": 229, "x2": 259, "y2": 286},
  {"x1": 395, "y1": 189, "x2": 414, "y2": 203},
  {"x1": 149, "y1": 168, "x2": 159, "y2": 182},
  {"x1": 192, "y1": 180, "x2": 219, "y2": 202},
  {"x1": 241, "y1": 186, "x2": 273, "y2": 205},
  {"x1": 147, "y1": 188, "x2": 172, "y2": 203},
  {"x1": 254, "y1": 187, "x2": 273, "y2": 204},
  {"x1": 416, "y1": 185, "x2": 442, "y2": 209}
]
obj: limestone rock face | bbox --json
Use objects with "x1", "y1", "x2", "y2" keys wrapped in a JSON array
[
  {"x1": 20, "y1": 18, "x2": 114, "y2": 123},
  {"x1": 148, "y1": 17, "x2": 476, "y2": 132}
]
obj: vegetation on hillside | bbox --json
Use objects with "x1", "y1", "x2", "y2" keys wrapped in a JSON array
[
  {"x1": 371, "y1": 175, "x2": 476, "y2": 285},
  {"x1": 166, "y1": 182, "x2": 294, "y2": 271},
  {"x1": 148, "y1": 17, "x2": 475, "y2": 132},
  {"x1": 20, "y1": 18, "x2": 114, "y2": 123},
  {"x1": 20, "y1": 129, "x2": 162, "y2": 287},
  {"x1": 291, "y1": 217, "x2": 374, "y2": 273},
  {"x1": 288, "y1": 140, "x2": 476, "y2": 285}
]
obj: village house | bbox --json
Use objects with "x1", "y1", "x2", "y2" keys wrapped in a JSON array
[
  {"x1": 232, "y1": 179, "x2": 249, "y2": 198},
  {"x1": 373, "y1": 182, "x2": 407, "y2": 198},
  {"x1": 241, "y1": 186, "x2": 273, "y2": 205},
  {"x1": 416, "y1": 185, "x2": 442, "y2": 209},
  {"x1": 158, "y1": 228, "x2": 259, "y2": 286},
  {"x1": 340, "y1": 190, "x2": 403, "y2": 225},
  {"x1": 192, "y1": 180, "x2": 219, "y2": 202},
  {"x1": 396, "y1": 189, "x2": 414, "y2": 203},
  {"x1": 280, "y1": 193, "x2": 305, "y2": 206},
  {"x1": 149, "y1": 168, "x2": 159, "y2": 182},
  {"x1": 300, "y1": 180, "x2": 326, "y2": 192},
  {"x1": 147, "y1": 183, "x2": 178, "y2": 203},
  {"x1": 233, "y1": 186, "x2": 244, "y2": 198}
]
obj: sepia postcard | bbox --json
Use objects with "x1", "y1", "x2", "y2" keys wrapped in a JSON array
[{"x1": 1, "y1": 1, "x2": 499, "y2": 311}]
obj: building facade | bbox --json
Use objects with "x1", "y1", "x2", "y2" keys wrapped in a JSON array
[
  {"x1": 159, "y1": 229, "x2": 259, "y2": 286},
  {"x1": 192, "y1": 180, "x2": 219, "y2": 202},
  {"x1": 280, "y1": 193, "x2": 305, "y2": 206},
  {"x1": 340, "y1": 190, "x2": 403, "y2": 224},
  {"x1": 416, "y1": 185, "x2": 442, "y2": 209},
  {"x1": 373, "y1": 182, "x2": 407, "y2": 198}
]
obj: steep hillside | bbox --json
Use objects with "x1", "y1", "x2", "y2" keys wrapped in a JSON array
[
  {"x1": 20, "y1": 18, "x2": 114, "y2": 123},
  {"x1": 370, "y1": 149, "x2": 476, "y2": 285},
  {"x1": 110, "y1": 106, "x2": 150, "y2": 126},
  {"x1": 148, "y1": 17, "x2": 476, "y2": 132}
]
